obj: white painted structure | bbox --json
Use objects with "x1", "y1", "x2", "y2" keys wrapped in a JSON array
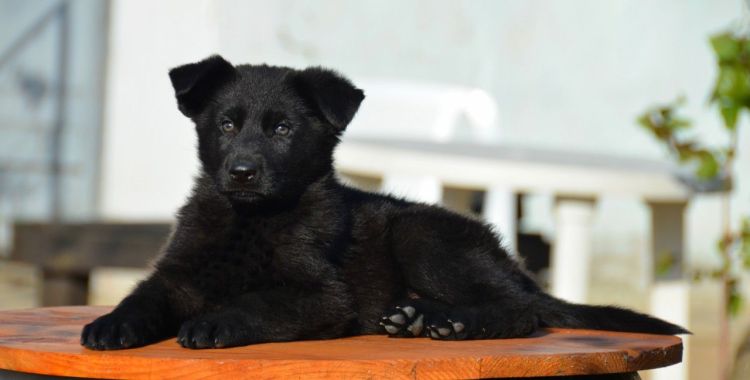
[
  {"x1": 335, "y1": 138, "x2": 692, "y2": 289},
  {"x1": 348, "y1": 80, "x2": 500, "y2": 143},
  {"x1": 651, "y1": 281, "x2": 691, "y2": 380}
]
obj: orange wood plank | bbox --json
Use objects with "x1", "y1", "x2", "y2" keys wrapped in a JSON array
[{"x1": 0, "y1": 306, "x2": 682, "y2": 379}]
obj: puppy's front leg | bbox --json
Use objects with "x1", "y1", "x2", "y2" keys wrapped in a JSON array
[
  {"x1": 81, "y1": 276, "x2": 176, "y2": 350},
  {"x1": 177, "y1": 279, "x2": 355, "y2": 348},
  {"x1": 81, "y1": 223, "x2": 213, "y2": 350}
]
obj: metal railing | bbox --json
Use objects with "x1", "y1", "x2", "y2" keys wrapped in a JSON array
[{"x1": 0, "y1": 1, "x2": 70, "y2": 221}]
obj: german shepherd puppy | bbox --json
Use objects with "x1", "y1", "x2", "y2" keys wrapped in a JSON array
[{"x1": 81, "y1": 56, "x2": 687, "y2": 350}]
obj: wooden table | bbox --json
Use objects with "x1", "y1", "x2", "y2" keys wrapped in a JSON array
[{"x1": 0, "y1": 307, "x2": 682, "y2": 379}]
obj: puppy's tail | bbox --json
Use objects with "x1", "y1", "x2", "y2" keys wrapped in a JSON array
[{"x1": 535, "y1": 294, "x2": 690, "y2": 335}]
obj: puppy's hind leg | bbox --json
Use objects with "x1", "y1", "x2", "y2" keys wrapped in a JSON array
[
  {"x1": 380, "y1": 296, "x2": 539, "y2": 340},
  {"x1": 424, "y1": 299, "x2": 539, "y2": 340},
  {"x1": 386, "y1": 206, "x2": 544, "y2": 340}
]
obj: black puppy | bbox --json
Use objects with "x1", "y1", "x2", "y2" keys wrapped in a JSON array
[{"x1": 81, "y1": 56, "x2": 687, "y2": 350}]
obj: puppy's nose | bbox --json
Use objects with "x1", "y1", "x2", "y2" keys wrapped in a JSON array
[{"x1": 229, "y1": 162, "x2": 258, "y2": 183}]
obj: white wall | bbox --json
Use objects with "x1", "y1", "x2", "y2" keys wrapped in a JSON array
[
  {"x1": 100, "y1": 0, "x2": 218, "y2": 220},
  {"x1": 99, "y1": 0, "x2": 748, "y2": 266}
]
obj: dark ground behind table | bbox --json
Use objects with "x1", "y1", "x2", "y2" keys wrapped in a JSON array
[{"x1": 11, "y1": 223, "x2": 170, "y2": 306}]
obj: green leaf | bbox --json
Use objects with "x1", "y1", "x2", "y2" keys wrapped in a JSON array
[
  {"x1": 655, "y1": 251, "x2": 675, "y2": 276},
  {"x1": 711, "y1": 33, "x2": 741, "y2": 62},
  {"x1": 729, "y1": 291, "x2": 743, "y2": 316},
  {"x1": 714, "y1": 66, "x2": 750, "y2": 100},
  {"x1": 696, "y1": 151, "x2": 720, "y2": 179},
  {"x1": 637, "y1": 113, "x2": 656, "y2": 131},
  {"x1": 718, "y1": 100, "x2": 740, "y2": 130},
  {"x1": 669, "y1": 117, "x2": 691, "y2": 130},
  {"x1": 728, "y1": 283, "x2": 744, "y2": 316},
  {"x1": 718, "y1": 235, "x2": 730, "y2": 253},
  {"x1": 675, "y1": 143, "x2": 697, "y2": 162}
]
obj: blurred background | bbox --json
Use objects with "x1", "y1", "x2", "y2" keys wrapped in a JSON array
[{"x1": 1, "y1": 0, "x2": 749, "y2": 379}]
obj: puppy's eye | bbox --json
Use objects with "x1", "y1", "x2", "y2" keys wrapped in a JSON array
[
  {"x1": 219, "y1": 119, "x2": 235, "y2": 133},
  {"x1": 274, "y1": 123, "x2": 290, "y2": 136}
]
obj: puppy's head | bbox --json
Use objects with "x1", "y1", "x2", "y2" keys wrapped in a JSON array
[{"x1": 169, "y1": 55, "x2": 364, "y2": 204}]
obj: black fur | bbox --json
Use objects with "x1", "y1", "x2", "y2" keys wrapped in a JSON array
[{"x1": 80, "y1": 55, "x2": 689, "y2": 350}]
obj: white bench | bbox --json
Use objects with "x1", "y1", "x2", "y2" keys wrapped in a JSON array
[{"x1": 334, "y1": 137, "x2": 692, "y2": 380}]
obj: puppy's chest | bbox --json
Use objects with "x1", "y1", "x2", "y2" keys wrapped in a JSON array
[{"x1": 197, "y1": 223, "x2": 282, "y2": 296}]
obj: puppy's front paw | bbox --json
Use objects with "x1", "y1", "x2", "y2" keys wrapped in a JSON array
[
  {"x1": 81, "y1": 311, "x2": 163, "y2": 350},
  {"x1": 178, "y1": 311, "x2": 252, "y2": 349},
  {"x1": 380, "y1": 304, "x2": 425, "y2": 337}
]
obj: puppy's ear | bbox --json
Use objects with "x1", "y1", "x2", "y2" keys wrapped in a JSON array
[
  {"x1": 293, "y1": 67, "x2": 365, "y2": 131},
  {"x1": 169, "y1": 55, "x2": 237, "y2": 117}
]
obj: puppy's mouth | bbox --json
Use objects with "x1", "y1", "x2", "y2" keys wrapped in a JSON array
[{"x1": 220, "y1": 190, "x2": 265, "y2": 201}]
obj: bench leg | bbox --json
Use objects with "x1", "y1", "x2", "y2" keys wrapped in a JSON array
[
  {"x1": 550, "y1": 196, "x2": 596, "y2": 303},
  {"x1": 482, "y1": 187, "x2": 518, "y2": 253}
]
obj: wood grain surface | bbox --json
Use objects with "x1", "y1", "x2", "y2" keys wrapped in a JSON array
[{"x1": 0, "y1": 306, "x2": 682, "y2": 379}]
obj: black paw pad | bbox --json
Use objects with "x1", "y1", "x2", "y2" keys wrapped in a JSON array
[
  {"x1": 380, "y1": 305, "x2": 425, "y2": 338},
  {"x1": 426, "y1": 318, "x2": 468, "y2": 340}
]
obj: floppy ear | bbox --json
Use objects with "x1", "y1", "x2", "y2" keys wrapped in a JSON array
[
  {"x1": 169, "y1": 55, "x2": 237, "y2": 118},
  {"x1": 293, "y1": 67, "x2": 365, "y2": 131}
]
